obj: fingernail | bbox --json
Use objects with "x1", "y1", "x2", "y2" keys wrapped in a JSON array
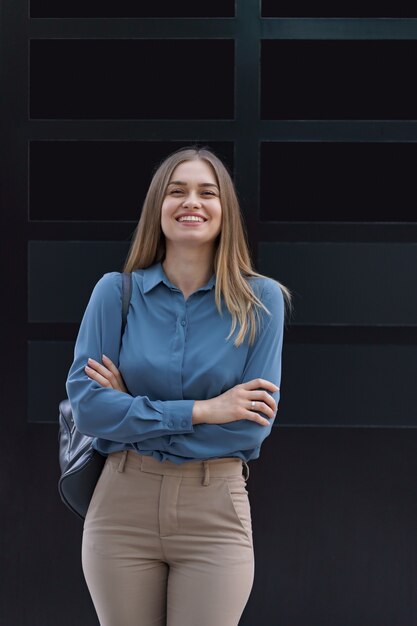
[{"x1": 102, "y1": 354, "x2": 107, "y2": 359}]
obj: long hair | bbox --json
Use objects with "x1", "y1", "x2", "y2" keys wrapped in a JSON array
[{"x1": 123, "y1": 145, "x2": 293, "y2": 347}]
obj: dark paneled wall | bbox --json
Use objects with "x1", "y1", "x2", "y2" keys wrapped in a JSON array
[{"x1": 2, "y1": 1, "x2": 417, "y2": 624}]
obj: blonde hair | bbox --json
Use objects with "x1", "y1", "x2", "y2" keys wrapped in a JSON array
[{"x1": 123, "y1": 145, "x2": 293, "y2": 347}]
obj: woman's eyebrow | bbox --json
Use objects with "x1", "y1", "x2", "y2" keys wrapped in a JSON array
[{"x1": 168, "y1": 180, "x2": 219, "y2": 188}]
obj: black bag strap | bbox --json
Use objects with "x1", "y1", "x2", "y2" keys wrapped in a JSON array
[{"x1": 120, "y1": 272, "x2": 133, "y2": 351}]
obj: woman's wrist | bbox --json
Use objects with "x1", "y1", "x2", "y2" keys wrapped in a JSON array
[{"x1": 192, "y1": 400, "x2": 208, "y2": 424}]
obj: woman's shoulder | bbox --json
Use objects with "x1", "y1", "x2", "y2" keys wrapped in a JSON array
[
  {"x1": 95, "y1": 271, "x2": 122, "y2": 287},
  {"x1": 89, "y1": 271, "x2": 122, "y2": 304},
  {"x1": 246, "y1": 274, "x2": 284, "y2": 305}
]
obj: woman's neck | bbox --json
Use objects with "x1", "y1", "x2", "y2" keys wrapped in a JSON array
[{"x1": 162, "y1": 250, "x2": 215, "y2": 296}]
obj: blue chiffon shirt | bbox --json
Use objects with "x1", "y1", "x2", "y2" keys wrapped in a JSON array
[{"x1": 65, "y1": 261, "x2": 284, "y2": 464}]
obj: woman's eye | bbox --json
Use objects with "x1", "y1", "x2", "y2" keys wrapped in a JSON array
[{"x1": 171, "y1": 189, "x2": 215, "y2": 196}]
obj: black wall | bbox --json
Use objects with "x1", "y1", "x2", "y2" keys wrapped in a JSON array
[{"x1": 2, "y1": 2, "x2": 417, "y2": 624}]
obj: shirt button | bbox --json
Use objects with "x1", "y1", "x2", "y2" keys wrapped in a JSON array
[
  {"x1": 181, "y1": 320, "x2": 186, "y2": 326},
  {"x1": 168, "y1": 420, "x2": 174, "y2": 427}
]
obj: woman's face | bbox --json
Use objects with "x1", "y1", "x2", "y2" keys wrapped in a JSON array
[{"x1": 160, "y1": 159, "x2": 222, "y2": 251}]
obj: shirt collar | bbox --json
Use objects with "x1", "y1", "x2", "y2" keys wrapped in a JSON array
[{"x1": 142, "y1": 261, "x2": 216, "y2": 294}]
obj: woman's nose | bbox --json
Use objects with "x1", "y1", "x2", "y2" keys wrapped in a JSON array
[{"x1": 182, "y1": 192, "x2": 201, "y2": 207}]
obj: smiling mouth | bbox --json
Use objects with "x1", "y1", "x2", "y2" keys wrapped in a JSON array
[
  {"x1": 176, "y1": 220, "x2": 206, "y2": 226},
  {"x1": 175, "y1": 218, "x2": 207, "y2": 224}
]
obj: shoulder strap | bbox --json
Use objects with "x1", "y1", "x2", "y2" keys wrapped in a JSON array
[{"x1": 121, "y1": 272, "x2": 132, "y2": 335}]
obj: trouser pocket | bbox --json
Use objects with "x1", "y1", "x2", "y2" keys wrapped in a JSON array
[{"x1": 225, "y1": 476, "x2": 253, "y2": 542}]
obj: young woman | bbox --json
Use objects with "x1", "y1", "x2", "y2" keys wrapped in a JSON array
[{"x1": 66, "y1": 145, "x2": 292, "y2": 626}]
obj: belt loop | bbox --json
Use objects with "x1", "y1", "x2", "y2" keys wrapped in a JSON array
[
  {"x1": 202, "y1": 461, "x2": 210, "y2": 486},
  {"x1": 117, "y1": 450, "x2": 128, "y2": 473},
  {"x1": 242, "y1": 460, "x2": 250, "y2": 482}
]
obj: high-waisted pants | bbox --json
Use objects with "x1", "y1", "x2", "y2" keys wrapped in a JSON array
[{"x1": 82, "y1": 450, "x2": 255, "y2": 626}]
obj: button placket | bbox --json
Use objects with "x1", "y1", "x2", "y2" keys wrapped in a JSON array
[
  {"x1": 179, "y1": 302, "x2": 188, "y2": 329},
  {"x1": 168, "y1": 294, "x2": 186, "y2": 399},
  {"x1": 173, "y1": 300, "x2": 187, "y2": 400}
]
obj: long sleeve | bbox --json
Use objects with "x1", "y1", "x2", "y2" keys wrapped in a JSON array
[
  {"x1": 146, "y1": 280, "x2": 285, "y2": 461},
  {"x1": 66, "y1": 272, "x2": 195, "y2": 443}
]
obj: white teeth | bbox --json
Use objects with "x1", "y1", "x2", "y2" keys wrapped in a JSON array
[{"x1": 177, "y1": 216, "x2": 205, "y2": 222}]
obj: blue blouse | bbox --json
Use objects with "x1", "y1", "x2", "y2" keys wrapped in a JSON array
[{"x1": 65, "y1": 261, "x2": 284, "y2": 464}]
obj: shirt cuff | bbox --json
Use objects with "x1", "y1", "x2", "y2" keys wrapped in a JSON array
[{"x1": 163, "y1": 400, "x2": 195, "y2": 432}]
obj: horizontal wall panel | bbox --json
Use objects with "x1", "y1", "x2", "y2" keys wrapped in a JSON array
[
  {"x1": 28, "y1": 341, "x2": 74, "y2": 423},
  {"x1": 30, "y1": 40, "x2": 234, "y2": 119},
  {"x1": 261, "y1": 40, "x2": 417, "y2": 119},
  {"x1": 30, "y1": 240, "x2": 417, "y2": 325},
  {"x1": 260, "y1": 142, "x2": 417, "y2": 222},
  {"x1": 29, "y1": 141, "x2": 234, "y2": 221},
  {"x1": 30, "y1": 0, "x2": 234, "y2": 17},
  {"x1": 30, "y1": 340, "x2": 417, "y2": 426},
  {"x1": 28, "y1": 241, "x2": 130, "y2": 322},
  {"x1": 262, "y1": 3, "x2": 417, "y2": 16},
  {"x1": 259, "y1": 242, "x2": 417, "y2": 325},
  {"x1": 279, "y1": 343, "x2": 417, "y2": 426}
]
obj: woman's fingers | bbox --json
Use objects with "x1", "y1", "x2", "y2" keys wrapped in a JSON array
[
  {"x1": 85, "y1": 364, "x2": 113, "y2": 388},
  {"x1": 84, "y1": 355, "x2": 127, "y2": 392},
  {"x1": 238, "y1": 384, "x2": 278, "y2": 417},
  {"x1": 242, "y1": 378, "x2": 280, "y2": 392},
  {"x1": 239, "y1": 379, "x2": 280, "y2": 424},
  {"x1": 101, "y1": 354, "x2": 121, "y2": 380},
  {"x1": 102, "y1": 355, "x2": 129, "y2": 392},
  {"x1": 248, "y1": 390, "x2": 277, "y2": 415},
  {"x1": 250, "y1": 399, "x2": 276, "y2": 420},
  {"x1": 244, "y1": 409, "x2": 271, "y2": 427},
  {"x1": 85, "y1": 357, "x2": 110, "y2": 379}
]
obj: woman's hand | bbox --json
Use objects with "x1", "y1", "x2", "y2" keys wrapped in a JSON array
[
  {"x1": 84, "y1": 354, "x2": 130, "y2": 394},
  {"x1": 192, "y1": 378, "x2": 280, "y2": 426}
]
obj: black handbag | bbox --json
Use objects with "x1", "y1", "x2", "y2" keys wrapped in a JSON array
[{"x1": 58, "y1": 272, "x2": 133, "y2": 520}]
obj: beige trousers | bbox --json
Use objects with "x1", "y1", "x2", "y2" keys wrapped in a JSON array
[{"x1": 82, "y1": 450, "x2": 255, "y2": 626}]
